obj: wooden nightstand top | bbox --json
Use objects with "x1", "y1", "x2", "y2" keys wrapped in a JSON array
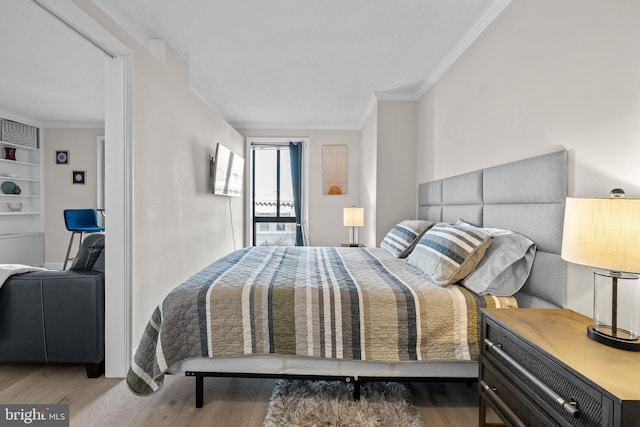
[{"x1": 482, "y1": 308, "x2": 640, "y2": 401}]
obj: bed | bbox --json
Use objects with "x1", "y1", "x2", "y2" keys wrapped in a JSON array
[{"x1": 127, "y1": 150, "x2": 568, "y2": 407}]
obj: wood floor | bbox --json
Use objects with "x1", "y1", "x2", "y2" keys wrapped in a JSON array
[{"x1": 0, "y1": 363, "x2": 501, "y2": 426}]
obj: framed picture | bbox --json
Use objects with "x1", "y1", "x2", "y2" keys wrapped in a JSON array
[
  {"x1": 72, "y1": 171, "x2": 85, "y2": 184},
  {"x1": 322, "y1": 145, "x2": 348, "y2": 195},
  {"x1": 55, "y1": 150, "x2": 69, "y2": 164}
]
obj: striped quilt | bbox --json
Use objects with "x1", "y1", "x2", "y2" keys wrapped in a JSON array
[{"x1": 127, "y1": 246, "x2": 516, "y2": 395}]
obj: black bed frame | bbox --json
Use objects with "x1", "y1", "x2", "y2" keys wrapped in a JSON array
[{"x1": 186, "y1": 371, "x2": 474, "y2": 408}]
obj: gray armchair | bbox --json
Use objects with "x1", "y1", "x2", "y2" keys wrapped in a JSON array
[{"x1": 0, "y1": 234, "x2": 105, "y2": 377}]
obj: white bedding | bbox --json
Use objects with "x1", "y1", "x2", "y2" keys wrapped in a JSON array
[{"x1": 0, "y1": 264, "x2": 45, "y2": 288}]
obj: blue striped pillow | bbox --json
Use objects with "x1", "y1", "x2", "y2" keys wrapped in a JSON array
[
  {"x1": 380, "y1": 220, "x2": 435, "y2": 258},
  {"x1": 406, "y1": 224, "x2": 492, "y2": 287}
]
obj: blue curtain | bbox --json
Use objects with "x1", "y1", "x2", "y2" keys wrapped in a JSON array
[{"x1": 289, "y1": 141, "x2": 304, "y2": 246}]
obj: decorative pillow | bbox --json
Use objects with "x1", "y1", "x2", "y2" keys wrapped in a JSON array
[
  {"x1": 380, "y1": 220, "x2": 435, "y2": 258},
  {"x1": 70, "y1": 233, "x2": 105, "y2": 272},
  {"x1": 406, "y1": 224, "x2": 492, "y2": 287},
  {"x1": 92, "y1": 250, "x2": 105, "y2": 273},
  {"x1": 456, "y1": 219, "x2": 536, "y2": 296}
]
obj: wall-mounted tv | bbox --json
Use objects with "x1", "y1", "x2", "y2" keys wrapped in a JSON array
[{"x1": 210, "y1": 143, "x2": 244, "y2": 197}]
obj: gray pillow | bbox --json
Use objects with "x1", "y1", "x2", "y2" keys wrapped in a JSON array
[
  {"x1": 380, "y1": 220, "x2": 435, "y2": 258},
  {"x1": 70, "y1": 233, "x2": 105, "y2": 272},
  {"x1": 406, "y1": 223, "x2": 492, "y2": 287},
  {"x1": 456, "y1": 219, "x2": 536, "y2": 296},
  {"x1": 92, "y1": 250, "x2": 105, "y2": 273}
]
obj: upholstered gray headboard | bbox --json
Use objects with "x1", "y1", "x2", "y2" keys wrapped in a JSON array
[{"x1": 417, "y1": 150, "x2": 567, "y2": 308}]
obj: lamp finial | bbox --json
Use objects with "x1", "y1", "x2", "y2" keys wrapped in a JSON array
[{"x1": 610, "y1": 188, "x2": 625, "y2": 198}]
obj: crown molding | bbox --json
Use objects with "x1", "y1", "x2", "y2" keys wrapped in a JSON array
[
  {"x1": 0, "y1": 110, "x2": 104, "y2": 129},
  {"x1": 40, "y1": 121, "x2": 105, "y2": 129},
  {"x1": 373, "y1": 92, "x2": 421, "y2": 102},
  {"x1": 232, "y1": 122, "x2": 361, "y2": 131},
  {"x1": 0, "y1": 109, "x2": 44, "y2": 128},
  {"x1": 354, "y1": 0, "x2": 511, "y2": 131},
  {"x1": 355, "y1": 94, "x2": 379, "y2": 130},
  {"x1": 417, "y1": 0, "x2": 512, "y2": 98}
]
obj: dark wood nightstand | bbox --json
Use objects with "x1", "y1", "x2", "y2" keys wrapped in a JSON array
[
  {"x1": 480, "y1": 308, "x2": 640, "y2": 427},
  {"x1": 340, "y1": 243, "x2": 365, "y2": 247}
]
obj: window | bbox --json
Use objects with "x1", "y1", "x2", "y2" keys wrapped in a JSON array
[
  {"x1": 247, "y1": 138, "x2": 309, "y2": 247},
  {"x1": 252, "y1": 145, "x2": 296, "y2": 246}
]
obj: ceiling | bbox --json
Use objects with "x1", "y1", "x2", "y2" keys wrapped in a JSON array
[
  {"x1": 0, "y1": 0, "x2": 506, "y2": 129},
  {"x1": 0, "y1": 0, "x2": 105, "y2": 126}
]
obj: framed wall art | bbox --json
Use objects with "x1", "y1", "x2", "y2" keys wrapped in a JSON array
[
  {"x1": 322, "y1": 145, "x2": 348, "y2": 195},
  {"x1": 56, "y1": 150, "x2": 69, "y2": 164},
  {"x1": 72, "y1": 171, "x2": 85, "y2": 184}
]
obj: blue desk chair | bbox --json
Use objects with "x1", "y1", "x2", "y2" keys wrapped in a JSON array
[{"x1": 63, "y1": 209, "x2": 105, "y2": 270}]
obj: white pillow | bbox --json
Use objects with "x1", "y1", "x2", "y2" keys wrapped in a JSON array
[{"x1": 456, "y1": 219, "x2": 536, "y2": 296}]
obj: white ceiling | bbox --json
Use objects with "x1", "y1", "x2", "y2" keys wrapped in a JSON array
[
  {"x1": 0, "y1": 0, "x2": 507, "y2": 129},
  {"x1": 0, "y1": 0, "x2": 105, "y2": 126}
]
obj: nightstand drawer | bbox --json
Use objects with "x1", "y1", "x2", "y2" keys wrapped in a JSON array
[
  {"x1": 483, "y1": 318, "x2": 612, "y2": 426},
  {"x1": 481, "y1": 361, "x2": 556, "y2": 427}
]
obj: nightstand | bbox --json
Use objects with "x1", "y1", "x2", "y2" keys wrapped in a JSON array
[
  {"x1": 480, "y1": 308, "x2": 640, "y2": 427},
  {"x1": 340, "y1": 243, "x2": 365, "y2": 247}
]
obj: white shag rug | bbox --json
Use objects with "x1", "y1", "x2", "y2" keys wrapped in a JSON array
[{"x1": 263, "y1": 380, "x2": 426, "y2": 427}]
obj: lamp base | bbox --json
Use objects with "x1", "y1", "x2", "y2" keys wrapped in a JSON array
[{"x1": 587, "y1": 325, "x2": 640, "y2": 351}]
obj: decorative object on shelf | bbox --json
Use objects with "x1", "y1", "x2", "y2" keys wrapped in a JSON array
[
  {"x1": 4, "y1": 147, "x2": 16, "y2": 161},
  {"x1": 1, "y1": 119, "x2": 38, "y2": 148},
  {"x1": 56, "y1": 150, "x2": 69, "y2": 164},
  {"x1": 322, "y1": 145, "x2": 348, "y2": 195},
  {"x1": 562, "y1": 189, "x2": 640, "y2": 351},
  {"x1": 343, "y1": 206, "x2": 364, "y2": 247},
  {"x1": 72, "y1": 170, "x2": 85, "y2": 184},
  {"x1": 1, "y1": 181, "x2": 16, "y2": 194},
  {"x1": 7, "y1": 201, "x2": 23, "y2": 211}
]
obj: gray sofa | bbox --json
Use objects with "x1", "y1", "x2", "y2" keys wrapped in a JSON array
[{"x1": 0, "y1": 234, "x2": 105, "y2": 377}]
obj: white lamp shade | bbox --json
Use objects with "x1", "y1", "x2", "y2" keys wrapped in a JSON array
[
  {"x1": 561, "y1": 197, "x2": 640, "y2": 273},
  {"x1": 343, "y1": 207, "x2": 364, "y2": 227}
]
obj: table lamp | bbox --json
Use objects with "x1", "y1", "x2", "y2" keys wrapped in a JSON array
[
  {"x1": 561, "y1": 190, "x2": 640, "y2": 350},
  {"x1": 343, "y1": 207, "x2": 364, "y2": 247}
]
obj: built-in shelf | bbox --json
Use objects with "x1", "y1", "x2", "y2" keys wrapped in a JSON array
[
  {"x1": 0, "y1": 175, "x2": 38, "y2": 182},
  {"x1": 0, "y1": 158, "x2": 39, "y2": 167},
  {"x1": 0, "y1": 140, "x2": 39, "y2": 151},
  {"x1": 0, "y1": 120, "x2": 42, "y2": 247}
]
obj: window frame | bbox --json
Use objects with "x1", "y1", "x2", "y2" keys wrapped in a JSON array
[
  {"x1": 245, "y1": 137, "x2": 310, "y2": 247},
  {"x1": 252, "y1": 146, "x2": 296, "y2": 245}
]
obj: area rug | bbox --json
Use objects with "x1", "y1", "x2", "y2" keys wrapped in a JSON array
[{"x1": 263, "y1": 380, "x2": 426, "y2": 427}]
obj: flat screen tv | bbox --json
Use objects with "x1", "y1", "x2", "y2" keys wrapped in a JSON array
[{"x1": 210, "y1": 143, "x2": 244, "y2": 197}]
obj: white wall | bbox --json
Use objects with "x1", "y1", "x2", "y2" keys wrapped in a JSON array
[
  {"x1": 416, "y1": 0, "x2": 640, "y2": 316},
  {"x1": 128, "y1": 41, "x2": 245, "y2": 344},
  {"x1": 376, "y1": 101, "x2": 417, "y2": 244},
  {"x1": 358, "y1": 100, "x2": 417, "y2": 247},
  {"x1": 239, "y1": 128, "x2": 360, "y2": 246},
  {"x1": 359, "y1": 104, "x2": 378, "y2": 248},
  {"x1": 41, "y1": 128, "x2": 103, "y2": 266}
]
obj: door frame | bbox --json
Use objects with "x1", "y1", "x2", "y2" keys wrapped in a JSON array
[{"x1": 38, "y1": 0, "x2": 134, "y2": 377}]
